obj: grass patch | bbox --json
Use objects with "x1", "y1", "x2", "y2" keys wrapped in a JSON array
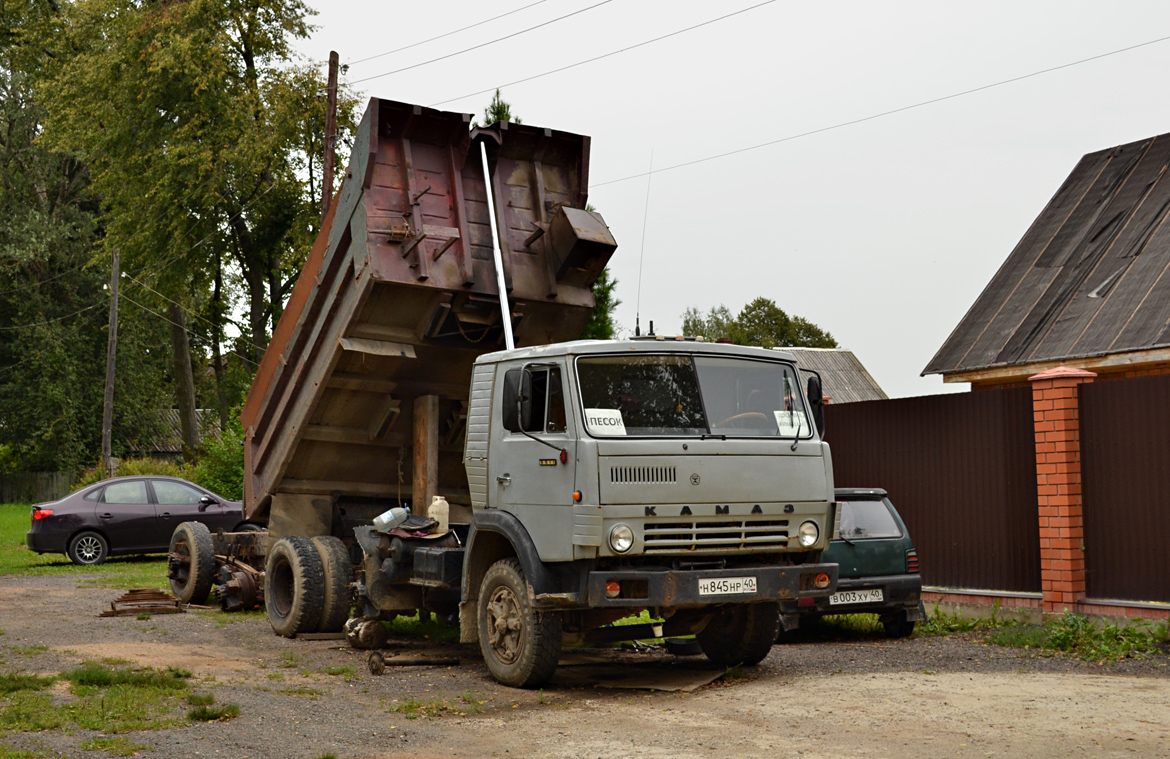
[
  {"x1": 0, "y1": 672, "x2": 56, "y2": 695},
  {"x1": 988, "y1": 612, "x2": 1168, "y2": 663},
  {"x1": 277, "y1": 653, "x2": 300, "y2": 669},
  {"x1": 780, "y1": 613, "x2": 886, "y2": 643},
  {"x1": 279, "y1": 686, "x2": 323, "y2": 699},
  {"x1": 0, "y1": 748, "x2": 51, "y2": 758},
  {"x1": 385, "y1": 612, "x2": 460, "y2": 644},
  {"x1": 320, "y1": 665, "x2": 356, "y2": 682},
  {"x1": 0, "y1": 504, "x2": 168, "y2": 590},
  {"x1": 918, "y1": 600, "x2": 1021, "y2": 637},
  {"x1": 185, "y1": 693, "x2": 215, "y2": 707},
  {"x1": 8, "y1": 647, "x2": 48, "y2": 658},
  {"x1": 1, "y1": 662, "x2": 193, "y2": 735},
  {"x1": 187, "y1": 703, "x2": 239, "y2": 722},
  {"x1": 80, "y1": 736, "x2": 152, "y2": 756},
  {"x1": 389, "y1": 694, "x2": 484, "y2": 719}
]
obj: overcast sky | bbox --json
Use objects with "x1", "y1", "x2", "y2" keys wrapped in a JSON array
[{"x1": 292, "y1": 0, "x2": 1170, "y2": 398}]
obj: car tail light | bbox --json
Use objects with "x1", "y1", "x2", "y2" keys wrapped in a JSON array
[
  {"x1": 32, "y1": 508, "x2": 54, "y2": 520},
  {"x1": 605, "y1": 581, "x2": 621, "y2": 599},
  {"x1": 906, "y1": 549, "x2": 919, "y2": 573}
]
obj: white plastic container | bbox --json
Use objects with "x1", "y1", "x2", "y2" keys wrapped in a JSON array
[
  {"x1": 430, "y1": 495, "x2": 449, "y2": 534},
  {"x1": 373, "y1": 506, "x2": 409, "y2": 533}
]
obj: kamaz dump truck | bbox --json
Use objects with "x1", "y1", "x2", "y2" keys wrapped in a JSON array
[{"x1": 166, "y1": 97, "x2": 839, "y2": 688}]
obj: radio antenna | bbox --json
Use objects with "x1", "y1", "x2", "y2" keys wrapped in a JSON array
[{"x1": 635, "y1": 150, "x2": 653, "y2": 337}]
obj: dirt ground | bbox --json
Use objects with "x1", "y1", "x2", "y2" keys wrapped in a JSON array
[{"x1": 2, "y1": 574, "x2": 1169, "y2": 759}]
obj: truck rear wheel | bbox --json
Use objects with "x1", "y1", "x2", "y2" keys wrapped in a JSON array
[
  {"x1": 476, "y1": 558, "x2": 561, "y2": 688},
  {"x1": 312, "y1": 536, "x2": 354, "y2": 633},
  {"x1": 265, "y1": 536, "x2": 325, "y2": 638},
  {"x1": 697, "y1": 602, "x2": 780, "y2": 667},
  {"x1": 168, "y1": 522, "x2": 215, "y2": 604}
]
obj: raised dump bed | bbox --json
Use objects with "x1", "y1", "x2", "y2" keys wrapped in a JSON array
[{"x1": 240, "y1": 98, "x2": 618, "y2": 539}]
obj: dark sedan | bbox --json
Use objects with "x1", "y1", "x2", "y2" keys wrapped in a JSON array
[
  {"x1": 25, "y1": 476, "x2": 246, "y2": 566},
  {"x1": 781, "y1": 488, "x2": 926, "y2": 639}
]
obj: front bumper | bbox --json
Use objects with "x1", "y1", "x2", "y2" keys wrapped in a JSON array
[
  {"x1": 782, "y1": 572, "x2": 922, "y2": 616},
  {"x1": 585, "y1": 562, "x2": 839, "y2": 609}
]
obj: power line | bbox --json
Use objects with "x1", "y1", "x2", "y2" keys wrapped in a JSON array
[
  {"x1": 430, "y1": 0, "x2": 776, "y2": 107},
  {"x1": 121, "y1": 294, "x2": 259, "y2": 369},
  {"x1": 592, "y1": 32, "x2": 1170, "y2": 188},
  {"x1": 0, "y1": 303, "x2": 103, "y2": 332},
  {"x1": 348, "y1": 0, "x2": 616, "y2": 85},
  {"x1": 122, "y1": 272, "x2": 247, "y2": 335},
  {"x1": 345, "y1": 0, "x2": 551, "y2": 67}
]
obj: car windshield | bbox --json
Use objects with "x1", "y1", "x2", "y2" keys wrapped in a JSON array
[
  {"x1": 839, "y1": 499, "x2": 902, "y2": 540},
  {"x1": 576, "y1": 353, "x2": 811, "y2": 438}
]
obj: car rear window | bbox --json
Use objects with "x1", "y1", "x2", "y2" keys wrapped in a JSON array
[{"x1": 839, "y1": 499, "x2": 902, "y2": 540}]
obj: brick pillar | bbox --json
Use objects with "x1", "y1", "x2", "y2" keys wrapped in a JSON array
[{"x1": 1029, "y1": 366, "x2": 1096, "y2": 613}]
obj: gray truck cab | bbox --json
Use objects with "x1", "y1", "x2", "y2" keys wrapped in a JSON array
[{"x1": 458, "y1": 338, "x2": 839, "y2": 686}]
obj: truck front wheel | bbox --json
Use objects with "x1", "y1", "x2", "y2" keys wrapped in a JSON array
[
  {"x1": 697, "y1": 602, "x2": 780, "y2": 667},
  {"x1": 476, "y1": 558, "x2": 561, "y2": 688}
]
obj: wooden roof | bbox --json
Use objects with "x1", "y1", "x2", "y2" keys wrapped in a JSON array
[
  {"x1": 925, "y1": 132, "x2": 1170, "y2": 378},
  {"x1": 782, "y1": 347, "x2": 888, "y2": 404}
]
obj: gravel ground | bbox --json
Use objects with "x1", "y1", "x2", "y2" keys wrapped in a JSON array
[{"x1": 1, "y1": 574, "x2": 1168, "y2": 758}]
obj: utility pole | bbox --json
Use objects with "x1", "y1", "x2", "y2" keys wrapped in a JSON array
[
  {"x1": 101, "y1": 249, "x2": 119, "y2": 478},
  {"x1": 321, "y1": 50, "x2": 339, "y2": 223}
]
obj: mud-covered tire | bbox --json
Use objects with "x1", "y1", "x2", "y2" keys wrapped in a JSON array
[
  {"x1": 265, "y1": 535, "x2": 325, "y2": 637},
  {"x1": 68, "y1": 531, "x2": 108, "y2": 566},
  {"x1": 476, "y1": 558, "x2": 561, "y2": 688},
  {"x1": 167, "y1": 522, "x2": 215, "y2": 604},
  {"x1": 697, "y1": 602, "x2": 781, "y2": 667},
  {"x1": 233, "y1": 522, "x2": 265, "y2": 533},
  {"x1": 312, "y1": 535, "x2": 354, "y2": 633},
  {"x1": 881, "y1": 610, "x2": 916, "y2": 639}
]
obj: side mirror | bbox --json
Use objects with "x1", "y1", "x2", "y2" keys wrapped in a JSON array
[
  {"x1": 501, "y1": 368, "x2": 533, "y2": 432},
  {"x1": 806, "y1": 374, "x2": 826, "y2": 437},
  {"x1": 198, "y1": 494, "x2": 216, "y2": 511}
]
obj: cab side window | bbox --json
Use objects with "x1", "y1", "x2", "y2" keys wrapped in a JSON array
[{"x1": 523, "y1": 366, "x2": 567, "y2": 434}]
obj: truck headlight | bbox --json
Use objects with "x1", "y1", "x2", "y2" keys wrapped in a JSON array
[
  {"x1": 798, "y1": 521, "x2": 819, "y2": 547},
  {"x1": 609, "y1": 524, "x2": 634, "y2": 553}
]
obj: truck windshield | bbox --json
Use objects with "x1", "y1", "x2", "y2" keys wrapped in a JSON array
[{"x1": 576, "y1": 354, "x2": 811, "y2": 438}]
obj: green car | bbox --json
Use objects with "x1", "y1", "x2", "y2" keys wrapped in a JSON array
[{"x1": 781, "y1": 488, "x2": 926, "y2": 638}]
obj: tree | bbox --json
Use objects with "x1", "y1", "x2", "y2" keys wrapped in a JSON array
[
  {"x1": 476, "y1": 88, "x2": 522, "y2": 126},
  {"x1": 680, "y1": 297, "x2": 837, "y2": 348},
  {"x1": 0, "y1": 0, "x2": 171, "y2": 472},
  {"x1": 581, "y1": 268, "x2": 620, "y2": 339}
]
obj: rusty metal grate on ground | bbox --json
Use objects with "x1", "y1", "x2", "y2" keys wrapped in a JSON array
[{"x1": 99, "y1": 588, "x2": 185, "y2": 617}]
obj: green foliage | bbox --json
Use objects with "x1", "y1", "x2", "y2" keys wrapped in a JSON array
[
  {"x1": 185, "y1": 693, "x2": 215, "y2": 707},
  {"x1": 384, "y1": 611, "x2": 460, "y2": 644},
  {"x1": 476, "y1": 89, "x2": 522, "y2": 126},
  {"x1": 79, "y1": 736, "x2": 152, "y2": 756},
  {"x1": 0, "y1": 672, "x2": 56, "y2": 695},
  {"x1": 64, "y1": 662, "x2": 189, "y2": 691},
  {"x1": 73, "y1": 458, "x2": 197, "y2": 491},
  {"x1": 187, "y1": 703, "x2": 239, "y2": 722},
  {"x1": 918, "y1": 601, "x2": 1018, "y2": 637},
  {"x1": 192, "y1": 416, "x2": 245, "y2": 500},
  {"x1": 581, "y1": 268, "x2": 621, "y2": 340},
  {"x1": 681, "y1": 297, "x2": 837, "y2": 348},
  {"x1": 1032, "y1": 612, "x2": 1163, "y2": 663}
]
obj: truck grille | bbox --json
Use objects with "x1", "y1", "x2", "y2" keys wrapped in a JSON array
[
  {"x1": 610, "y1": 466, "x2": 676, "y2": 485},
  {"x1": 643, "y1": 519, "x2": 789, "y2": 553}
]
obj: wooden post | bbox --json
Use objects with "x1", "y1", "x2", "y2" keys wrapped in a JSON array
[
  {"x1": 321, "y1": 50, "x2": 339, "y2": 224},
  {"x1": 413, "y1": 394, "x2": 439, "y2": 516},
  {"x1": 101, "y1": 249, "x2": 120, "y2": 477}
]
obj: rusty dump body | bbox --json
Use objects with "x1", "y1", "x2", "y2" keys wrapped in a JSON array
[{"x1": 241, "y1": 98, "x2": 617, "y2": 533}]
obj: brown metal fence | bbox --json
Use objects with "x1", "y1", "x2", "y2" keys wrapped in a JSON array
[
  {"x1": 824, "y1": 387, "x2": 1041, "y2": 593},
  {"x1": 1080, "y1": 375, "x2": 1170, "y2": 603}
]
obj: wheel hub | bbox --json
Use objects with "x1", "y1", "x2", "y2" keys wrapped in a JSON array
[
  {"x1": 76, "y1": 536, "x2": 102, "y2": 562},
  {"x1": 168, "y1": 539, "x2": 191, "y2": 584},
  {"x1": 486, "y1": 585, "x2": 524, "y2": 664}
]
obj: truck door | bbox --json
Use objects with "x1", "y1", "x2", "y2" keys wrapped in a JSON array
[{"x1": 494, "y1": 363, "x2": 577, "y2": 510}]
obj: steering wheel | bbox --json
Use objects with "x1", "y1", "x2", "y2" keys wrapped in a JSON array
[{"x1": 714, "y1": 412, "x2": 769, "y2": 428}]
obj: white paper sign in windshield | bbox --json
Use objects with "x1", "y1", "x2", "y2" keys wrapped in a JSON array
[
  {"x1": 585, "y1": 408, "x2": 627, "y2": 436},
  {"x1": 774, "y1": 410, "x2": 809, "y2": 437}
]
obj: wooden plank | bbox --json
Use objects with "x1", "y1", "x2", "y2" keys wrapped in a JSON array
[
  {"x1": 368, "y1": 396, "x2": 402, "y2": 440},
  {"x1": 413, "y1": 394, "x2": 440, "y2": 516},
  {"x1": 338, "y1": 337, "x2": 417, "y2": 358}
]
